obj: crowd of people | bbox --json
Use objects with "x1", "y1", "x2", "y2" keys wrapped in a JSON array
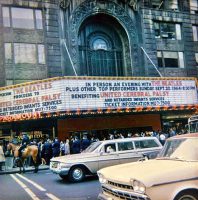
[
  {"x1": 39, "y1": 125, "x2": 188, "y2": 165},
  {"x1": 40, "y1": 134, "x2": 96, "y2": 165},
  {"x1": 1, "y1": 125, "x2": 188, "y2": 166}
]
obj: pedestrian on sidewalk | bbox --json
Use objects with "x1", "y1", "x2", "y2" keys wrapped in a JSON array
[
  {"x1": 81, "y1": 134, "x2": 90, "y2": 151},
  {"x1": 52, "y1": 138, "x2": 60, "y2": 157},
  {"x1": 41, "y1": 139, "x2": 53, "y2": 165},
  {"x1": 64, "y1": 139, "x2": 70, "y2": 155},
  {"x1": 71, "y1": 136, "x2": 80, "y2": 154},
  {"x1": 0, "y1": 143, "x2": 5, "y2": 171}
]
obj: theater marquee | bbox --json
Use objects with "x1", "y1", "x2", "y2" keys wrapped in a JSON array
[{"x1": 0, "y1": 77, "x2": 197, "y2": 122}]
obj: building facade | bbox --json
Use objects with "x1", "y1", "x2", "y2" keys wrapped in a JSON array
[{"x1": 0, "y1": 0, "x2": 198, "y2": 139}]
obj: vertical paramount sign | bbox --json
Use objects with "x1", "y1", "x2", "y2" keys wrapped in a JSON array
[{"x1": 0, "y1": 77, "x2": 197, "y2": 122}]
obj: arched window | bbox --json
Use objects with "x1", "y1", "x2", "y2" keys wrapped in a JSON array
[{"x1": 92, "y1": 38, "x2": 108, "y2": 51}]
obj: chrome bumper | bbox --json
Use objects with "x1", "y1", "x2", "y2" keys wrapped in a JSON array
[
  {"x1": 98, "y1": 192, "x2": 113, "y2": 200},
  {"x1": 51, "y1": 167, "x2": 70, "y2": 176},
  {"x1": 99, "y1": 184, "x2": 150, "y2": 200},
  {"x1": 50, "y1": 162, "x2": 70, "y2": 176}
]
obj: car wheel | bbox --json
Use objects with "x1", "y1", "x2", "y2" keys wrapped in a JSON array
[
  {"x1": 175, "y1": 191, "x2": 198, "y2": 200},
  {"x1": 59, "y1": 175, "x2": 68, "y2": 180},
  {"x1": 68, "y1": 166, "x2": 85, "y2": 182}
]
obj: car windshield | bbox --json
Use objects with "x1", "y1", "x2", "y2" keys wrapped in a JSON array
[
  {"x1": 82, "y1": 141, "x2": 102, "y2": 153},
  {"x1": 158, "y1": 138, "x2": 198, "y2": 161}
]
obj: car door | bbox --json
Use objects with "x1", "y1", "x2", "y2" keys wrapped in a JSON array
[
  {"x1": 117, "y1": 141, "x2": 142, "y2": 164},
  {"x1": 98, "y1": 142, "x2": 120, "y2": 170}
]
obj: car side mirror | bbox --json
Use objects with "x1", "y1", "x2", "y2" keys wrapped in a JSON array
[
  {"x1": 100, "y1": 151, "x2": 104, "y2": 156},
  {"x1": 143, "y1": 153, "x2": 149, "y2": 159}
]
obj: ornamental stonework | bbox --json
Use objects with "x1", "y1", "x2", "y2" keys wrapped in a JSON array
[{"x1": 68, "y1": 0, "x2": 138, "y2": 73}]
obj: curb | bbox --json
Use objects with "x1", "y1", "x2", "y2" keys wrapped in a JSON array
[{"x1": 0, "y1": 166, "x2": 49, "y2": 175}]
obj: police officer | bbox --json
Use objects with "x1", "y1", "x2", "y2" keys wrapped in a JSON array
[
  {"x1": 41, "y1": 139, "x2": 53, "y2": 165},
  {"x1": 81, "y1": 134, "x2": 90, "y2": 151},
  {"x1": 71, "y1": 136, "x2": 80, "y2": 154},
  {"x1": 18, "y1": 132, "x2": 30, "y2": 158}
]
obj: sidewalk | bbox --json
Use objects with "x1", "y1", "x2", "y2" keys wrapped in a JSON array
[{"x1": 0, "y1": 157, "x2": 49, "y2": 175}]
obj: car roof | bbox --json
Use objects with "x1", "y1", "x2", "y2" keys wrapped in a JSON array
[
  {"x1": 101, "y1": 137, "x2": 158, "y2": 144},
  {"x1": 168, "y1": 133, "x2": 198, "y2": 140}
]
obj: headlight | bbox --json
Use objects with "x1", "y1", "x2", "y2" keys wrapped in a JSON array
[
  {"x1": 97, "y1": 172, "x2": 107, "y2": 184},
  {"x1": 130, "y1": 179, "x2": 146, "y2": 194}
]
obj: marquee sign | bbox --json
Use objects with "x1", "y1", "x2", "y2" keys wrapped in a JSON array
[{"x1": 0, "y1": 77, "x2": 197, "y2": 122}]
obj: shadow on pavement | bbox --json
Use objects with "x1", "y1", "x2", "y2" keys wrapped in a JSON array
[{"x1": 55, "y1": 175, "x2": 99, "y2": 185}]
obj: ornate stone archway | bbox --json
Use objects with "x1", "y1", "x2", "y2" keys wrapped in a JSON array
[{"x1": 68, "y1": 0, "x2": 139, "y2": 76}]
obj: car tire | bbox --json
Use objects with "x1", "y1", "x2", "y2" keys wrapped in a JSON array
[
  {"x1": 175, "y1": 191, "x2": 198, "y2": 200},
  {"x1": 59, "y1": 175, "x2": 68, "y2": 180},
  {"x1": 68, "y1": 166, "x2": 85, "y2": 182}
]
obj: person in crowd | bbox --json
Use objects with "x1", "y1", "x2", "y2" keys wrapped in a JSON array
[
  {"x1": 90, "y1": 136, "x2": 97, "y2": 143},
  {"x1": 169, "y1": 127, "x2": 176, "y2": 137},
  {"x1": 38, "y1": 139, "x2": 44, "y2": 152},
  {"x1": 41, "y1": 139, "x2": 53, "y2": 165},
  {"x1": 134, "y1": 133, "x2": 139, "y2": 137},
  {"x1": 69, "y1": 136, "x2": 74, "y2": 154},
  {"x1": 38, "y1": 139, "x2": 45, "y2": 165},
  {"x1": 178, "y1": 128, "x2": 186, "y2": 135},
  {"x1": 12, "y1": 136, "x2": 19, "y2": 145},
  {"x1": 64, "y1": 139, "x2": 70, "y2": 155},
  {"x1": 109, "y1": 134, "x2": 114, "y2": 140},
  {"x1": 114, "y1": 131, "x2": 119, "y2": 139},
  {"x1": 71, "y1": 136, "x2": 80, "y2": 154},
  {"x1": 3, "y1": 139, "x2": 7, "y2": 154},
  {"x1": 0, "y1": 143, "x2": 5, "y2": 171},
  {"x1": 164, "y1": 130, "x2": 170, "y2": 139},
  {"x1": 60, "y1": 141, "x2": 65, "y2": 156},
  {"x1": 118, "y1": 133, "x2": 124, "y2": 139},
  {"x1": 52, "y1": 138, "x2": 60, "y2": 157},
  {"x1": 127, "y1": 133, "x2": 132, "y2": 138},
  {"x1": 152, "y1": 130, "x2": 160, "y2": 140},
  {"x1": 159, "y1": 131, "x2": 166, "y2": 145},
  {"x1": 30, "y1": 139, "x2": 38, "y2": 146},
  {"x1": 141, "y1": 132, "x2": 145, "y2": 137},
  {"x1": 18, "y1": 133, "x2": 30, "y2": 158},
  {"x1": 81, "y1": 134, "x2": 90, "y2": 151},
  {"x1": 106, "y1": 145, "x2": 115, "y2": 153}
]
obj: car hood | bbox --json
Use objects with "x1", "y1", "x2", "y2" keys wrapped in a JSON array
[
  {"x1": 98, "y1": 159, "x2": 198, "y2": 187},
  {"x1": 50, "y1": 152, "x2": 99, "y2": 163}
]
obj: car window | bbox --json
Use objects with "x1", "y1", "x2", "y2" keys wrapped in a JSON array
[
  {"x1": 104, "y1": 143, "x2": 116, "y2": 153},
  {"x1": 134, "y1": 139, "x2": 159, "y2": 149},
  {"x1": 118, "y1": 142, "x2": 134, "y2": 151},
  {"x1": 82, "y1": 141, "x2": 102, "y2": 153}
]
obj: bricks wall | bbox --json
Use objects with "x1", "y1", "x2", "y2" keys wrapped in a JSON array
[
  {"x1": 0, "y1": 0, "x2": 62, "y2": 86},
  {"x1": 141, "y1": 8, "x2": 198, "y2": 77}
]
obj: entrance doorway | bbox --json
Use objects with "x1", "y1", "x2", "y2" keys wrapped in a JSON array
[
  {"x1": 78, "y1": 14, "x2": 127, "y2": 76},
  {"x1": 57, "y1": 114, "x2": 161, "y2": 140}
]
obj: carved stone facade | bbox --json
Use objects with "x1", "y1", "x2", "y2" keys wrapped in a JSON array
[
  {"x1": 66, "y1": 0, "x2": 139, "y2": 76},
  {"x1": 60, "y1": 0, "x2": 197, "y2": 78}
]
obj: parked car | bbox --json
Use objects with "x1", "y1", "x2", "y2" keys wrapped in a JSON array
[
  {"x1": 50, "y1": 137, "x2": 162, "y2": 182},
  {"x1": 98, "y1": 133, "x2": 198, "y2": 200}
]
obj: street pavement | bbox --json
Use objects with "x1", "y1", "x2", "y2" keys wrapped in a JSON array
[{"x1": 0, "y1": 169, "x2": 101, "y2": 200}]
